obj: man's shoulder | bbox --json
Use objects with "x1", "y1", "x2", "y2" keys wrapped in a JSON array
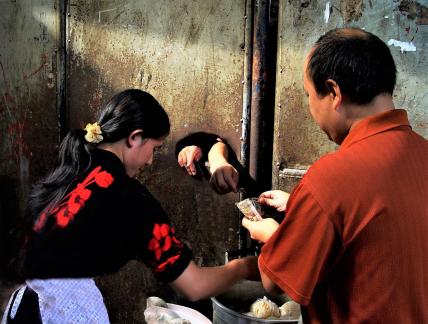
[
  {"x1": 305, "y1": 151, "x2": 347, "y2": 180},
  {"x1": 302, "y1": 148, "x2": 364, "y2": 196}
]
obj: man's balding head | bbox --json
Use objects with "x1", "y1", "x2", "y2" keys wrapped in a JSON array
[{"x1": 306, "y1": 28, "x2": 396, "y2": 105}]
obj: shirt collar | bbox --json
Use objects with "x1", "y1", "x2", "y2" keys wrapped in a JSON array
[
  {"x1": 340, "y1": 109, "x2": 410, "y2": 149},
  {"x1": 91, "y1": 148, "x2": 126, "y2": 175}
]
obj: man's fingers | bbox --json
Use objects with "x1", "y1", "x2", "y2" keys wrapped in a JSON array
[
  {"x1": 259, "y1": 197, "x2": 276, "y2": 208},
  {"x1": 241, "y1": 218, "x2": 258, "y2": 240},
  {"x1": 211, "y1": 174, "x2": 227, "y2": 194},
  {"x1": 210, "y1": 172, "x2": 231, "y2": 194},
  {"x1": 185, "y1": 146, "x2": 202, "y2": 166},
  {"x1": 178, "y1": 147, "x2": 204, "y2": 176},
  {"x1": 259, "y1": 190, "x2": 275, "y2": 200},
  {"x1": 185, "y1": 150, "x2": 195, "y2": 167},
  {"x1": 241, "y1": 217, "x2": 252, "y2": 230},
  {"x1": 178, "y1": 153, "x2": 185, "y2": 167},
  {"x1": 187, "y1": 162, "x2": 197, "y2": 175},
  {"x1": 194, "y1": 148, "x2": 203, "y2": 162},
  {"x1": 224, "y1": 170, "x2": 238, "y2": 193}
]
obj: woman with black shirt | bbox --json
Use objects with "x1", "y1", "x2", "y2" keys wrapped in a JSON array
[{"x1": 2, "y1": 89, "x2": 257, "y2": 323}]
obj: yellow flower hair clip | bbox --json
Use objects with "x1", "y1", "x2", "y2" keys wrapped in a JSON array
[{"x1": 84, "y1": 122, "x2": 103, "y2": 143}]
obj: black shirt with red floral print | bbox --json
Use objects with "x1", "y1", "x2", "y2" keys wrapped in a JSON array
[{"x1": 23, "y1": 149, "x2": 192, "y2": 283}]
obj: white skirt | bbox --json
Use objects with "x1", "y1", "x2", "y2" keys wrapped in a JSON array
[{"x1": 2, "y1": 278, "x2": 110, "y2": 324}]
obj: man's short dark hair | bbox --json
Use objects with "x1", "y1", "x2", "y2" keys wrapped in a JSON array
[{"x1": 307, "y1": 28, "x2": 397, "y2": 105}]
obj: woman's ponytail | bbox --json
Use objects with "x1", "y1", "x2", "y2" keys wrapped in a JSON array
[{"x1": 28, "y1": 129, "x2": 92, "y2": 219}]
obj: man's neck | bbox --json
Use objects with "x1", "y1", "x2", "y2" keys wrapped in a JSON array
[{"x1": 346, "y1": 93, "x2": 395, "y2": 131}]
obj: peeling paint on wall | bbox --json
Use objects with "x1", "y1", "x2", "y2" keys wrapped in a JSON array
[
  {"x1": 324, "y1": 2, "x2": 331, "y2": 23},
  {"x1": 387, "y1": 39, "x2": 417, "y2": 52}
]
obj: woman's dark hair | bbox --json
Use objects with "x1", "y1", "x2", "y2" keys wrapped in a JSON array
[
  {"x1": 28, "y1": 89, "x2": 170, "y2": 220},
  {"x1": 307, "y1": 28, "x2": 397, "y2": 105}
]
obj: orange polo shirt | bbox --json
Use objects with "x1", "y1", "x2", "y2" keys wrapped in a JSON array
[{"x1": 259, "y1": 109, "x2": 428, "y2": 323}]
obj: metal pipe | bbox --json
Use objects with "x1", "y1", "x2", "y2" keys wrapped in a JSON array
[
  {"x1": 240, "y1": 0, "x2": 253, "y2": 171},
  {"x1": 238, "y1": 0, "x2": 254, "y2": 252},
  {"x1": 58, "y1": 0, "x2": 69, "y2": 142},
  {"x1": 249, "y1": 0, "x2": 271, "y2": 192}
]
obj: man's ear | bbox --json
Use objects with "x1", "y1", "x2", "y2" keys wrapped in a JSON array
[
  {"x1": 326, "y1": 79, "x2": 342, "y2": 111},
  {"x1": 127, "y1": 129, "x2": 144, "y2": 148}
]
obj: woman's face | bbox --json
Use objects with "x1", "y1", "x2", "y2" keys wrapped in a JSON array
[{"x1": 124, "y1": 136, "x2": 165, "y2": 177}]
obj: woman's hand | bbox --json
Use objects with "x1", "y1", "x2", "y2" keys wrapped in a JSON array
[
  {"x1": 235, "y1": 255, "x2": 260, "y2": 281},
  {"x1": 241, "y1": 217, "x2": 279, "y2": 243},
  {"x1": 177, "y1": 145, "x2": 203, "y2": 176},
  {"x1": 258, "y1": 190, "x2": 290, "y2": 212},
  {"x1": 170, "y1": 256, "x2": 260, "y2": 301}
]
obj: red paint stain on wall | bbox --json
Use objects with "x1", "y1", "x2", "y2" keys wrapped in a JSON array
[{"x1": 23, "y1": 53, "x2": 48, "y2": 80}]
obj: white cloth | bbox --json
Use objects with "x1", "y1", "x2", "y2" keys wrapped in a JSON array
[
  {"x1": 26, "y1": 278, "x2": 110, "y2": 324},
  {"x1": 1, "y1": 285, "x2": 26, "y2": 324}
]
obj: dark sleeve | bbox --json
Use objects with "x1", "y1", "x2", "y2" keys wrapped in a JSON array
[{"x1": 125, "y1": 182, "x2": 193, "y2": 283}]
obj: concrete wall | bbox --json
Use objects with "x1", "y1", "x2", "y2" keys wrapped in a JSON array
[{"x1": 273, "y1": 0, "x2": 428, "y2": 192}]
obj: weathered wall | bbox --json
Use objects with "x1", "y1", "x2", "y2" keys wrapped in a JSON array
[
  {"x1": 67, "y1": 0, "x2": 246, "y2": 322},
  {"x1": 273, "y1": 0, "x2": 428, "y2": 192},
  {"x1": 1, "y1": 0, "x2": 427, "y2": 322},
  {"x1": 0, "y1": 0, "x2": 58, "y2": 287}
]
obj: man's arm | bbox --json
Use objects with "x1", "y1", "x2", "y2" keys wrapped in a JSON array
[
  {"x1": 259, "y1": 260, "x2": 285, "y2": 296},
  {"x1": 175, "y1": 132, "x2": 262, "y2": 196},
  {"x1": 207, "y1": 142, "x2": 239, "y2": 194}
]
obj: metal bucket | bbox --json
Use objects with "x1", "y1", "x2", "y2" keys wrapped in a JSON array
[{"x1": 211, "y1": 280, "x2": 299, "y2": 324}]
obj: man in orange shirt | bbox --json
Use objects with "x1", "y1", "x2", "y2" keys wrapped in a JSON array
[{"x1": 243, "y1": 28, "x2": 428, "y2": 323}]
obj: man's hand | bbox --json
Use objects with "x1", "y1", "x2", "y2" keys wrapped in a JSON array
[
  {"x1": 208, "y1": 142, "x2": 239, "y2": 194},
  {"x1": 209, "y1": 163, "x2": 239, "y2": 194},
  {"x1": 177, "y1": 145, "x2": 203, "y2": 176},
  {"x1": 241, "y1": 217, "x2": 280, "y2": 243},
  {"x1": 258, "y1": 190, "x2": 290, "y2": 212}
]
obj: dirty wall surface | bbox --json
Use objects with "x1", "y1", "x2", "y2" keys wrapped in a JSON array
[
  {"x1": 1, "y1": 0, "x2": 428, "y2": 322},
  {"x1": 67, "y1": 0, "x2": 246, "y2": 322},
  {"x1": 274, "y1": 0, "x2": 428, "y2": 192},
  {"x1": 0, "y1": 0, "x2": 59, "y2": 306}
]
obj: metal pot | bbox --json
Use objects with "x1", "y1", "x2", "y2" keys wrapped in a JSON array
[{"x1": 211, "y1": 280, "x2": 300, "y2": 324}]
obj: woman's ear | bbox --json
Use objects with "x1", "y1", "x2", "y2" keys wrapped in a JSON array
[{"x1": 127, "y1": 129, "x2": 144, "y2": 148}]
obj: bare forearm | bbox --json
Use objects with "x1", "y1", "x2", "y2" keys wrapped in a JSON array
[
  {"x1": 208, "y1": 142, "x2": 229, "y2": 166},
  {"x1": 171, "y1": 257, "x2": 258, "y2": 301}
]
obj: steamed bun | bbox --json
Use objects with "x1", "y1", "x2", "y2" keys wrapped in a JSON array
[
  {"x1": 279, "y1": 300, "x2": 300, "y2": 319},
  {"x1": 146, "y1": 296, "x2": 168, "y2": 308},
  {"x1": 249, "y1": 296, "x2": 280, "y2": 319}
]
